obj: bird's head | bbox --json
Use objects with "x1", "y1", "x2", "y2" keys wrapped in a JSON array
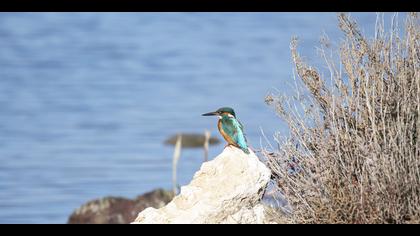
[{"x1": 202, "y1": 107, "x2": 236, "y2": 119}]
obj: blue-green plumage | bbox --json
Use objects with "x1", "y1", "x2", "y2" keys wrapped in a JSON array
[{"x1": 202, "y1": 107, "x2": 250, "y2": 154}]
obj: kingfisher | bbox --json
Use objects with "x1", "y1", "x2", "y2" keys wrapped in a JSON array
[{"x1": 202, "y1": 107, "x2": 250, "y2": 154}]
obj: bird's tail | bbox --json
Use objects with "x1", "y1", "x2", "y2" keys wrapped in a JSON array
[{"x1": 228, "y1": 143, "x2": 250, "y2": 155}]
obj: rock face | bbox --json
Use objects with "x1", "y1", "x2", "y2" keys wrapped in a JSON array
[
  {"x1": 132, "y1": 146, "x2": 273, "y2": 224},
  {"x1": 68, "y1": 189, "x2": 174, "y2": 224}
]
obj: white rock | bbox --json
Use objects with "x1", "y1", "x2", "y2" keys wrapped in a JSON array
[{"x1": 132, "y1": 146, "x2": 273, "y2": 224}]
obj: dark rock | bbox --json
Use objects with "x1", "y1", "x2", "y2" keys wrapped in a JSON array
[
  {"x1": 68, "y1": 189, "x2": 174, "y2": 224},
  {"x1": 164, "y1": 133, "x2": 220, "y2": 148}
]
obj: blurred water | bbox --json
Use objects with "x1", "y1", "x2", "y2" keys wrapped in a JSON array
[{"x1": 0, "y1": 13, "x2": 381, "y2": 223}]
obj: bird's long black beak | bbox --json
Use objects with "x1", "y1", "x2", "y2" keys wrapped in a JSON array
[{"x1": 202, "y1": 111, "x2": 218, "y2": 116}]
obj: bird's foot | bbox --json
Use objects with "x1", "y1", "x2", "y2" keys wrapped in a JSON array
[{"x1": 223, "y1": 144, "x2": 234, "y2": 151}]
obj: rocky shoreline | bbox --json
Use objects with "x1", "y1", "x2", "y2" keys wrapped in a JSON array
[
  {"x1": 69, "y1": 146, "x2": 278, "y2": 224},
  {"x1": 68, "y1": 189, "x2": 174, "y2": 224}
]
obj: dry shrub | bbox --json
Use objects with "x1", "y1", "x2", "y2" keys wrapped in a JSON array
[{"x1": 263, "y1": 13, "x2": 420, "y2": 224}]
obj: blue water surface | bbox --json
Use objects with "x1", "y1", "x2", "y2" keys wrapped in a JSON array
[{"x1": 0, "y1": 13, "x2": 387, "y2": 223}]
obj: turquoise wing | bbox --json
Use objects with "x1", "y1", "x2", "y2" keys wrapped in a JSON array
[
  {"x1": 222, "y1": 117, "x2": 250, "y2": 154},
  {"x1": 237, "y1": 119, "x2": 248, "y2": 144}
]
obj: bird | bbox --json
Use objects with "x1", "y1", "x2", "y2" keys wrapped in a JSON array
[{"x1": 202, "y1": 107, "x2": 250, "y2": 154}]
